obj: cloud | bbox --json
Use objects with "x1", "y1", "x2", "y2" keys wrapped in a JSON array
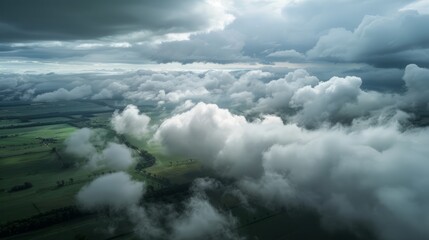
[
  {"x1": 308, "y1": 11, "x2": 429, "y2": 67},
  {"x1": 89, "y1": 142, "x2": 134, "y2": 170},
  {"x1": 76, "y1": 172, "x2": 144, "y2": 211},
  {"x1": 174, "y1": 100, "x2": 196, "y2": 113},
  {"x1": 267, "y1": 49, "x2": 306, "y2": 61},
  {"x1": 64, "y1": 128, "x2": 97, "y2": 159},
  {"x1": 290, "y1": 76, "x2": 363, "y2": 127},
  {"x1": 64, "y1": 128, "x2": 135, "y2": 170},
  {"x1": 258, "y1": 123, "x2": 429, "y2": 240},
  {"x1": 171, "y1": 195, "x2": 238, "y2": 240},
  {"x1": 155, "y1": 102, "x2": 304, "y2": 178},
  {"x1": 5, "y1": 64, "x2": 429, "y2": 128},
  {"x1": 33, "y1": 84, "x2": 92, "y2": 102},
  {"x1": 0, "y1": 0, "x2": 234, "y2": 42},
  {"x1": 111, "y1": 104, "x2": 151, "y2": 139},
  {"x1": 255, "y1": 68, "x2": 319, "y2": 113},
  {"x1": 0, "y1": 0, "x2": 422, "y2": 66},
  {"x1": 92, "y1": 81, "x2": 129, "y2": 100},
  {"x1": 155, "y1": 102, "x2": 429, "y2": 240},
  {"x1": 77, "y1": 175, "x2": 238, "y2": 239},
  {"x1": 402, "y1": 64, "x2": 429, "y2": 108}
]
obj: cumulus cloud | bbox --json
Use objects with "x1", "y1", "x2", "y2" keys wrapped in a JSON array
[
  {"x1": 77, "y1": 175, "x2": 238, "y2": 239},
  {"x1": 76, "y1": 172, "x2": 144, "y2": 211},
  {"x1": 255, "y1": 68, "x2": 319, "y2": 113},
  {"x1": 64, "y1": 128, "x2": 97, "y2": 158},
  {"x1": 92, "y1": 81, "x2": 129, "y2": 100},
  {"x1": 89, "y1": 142, "x2": 134, "y2": 170},
  {"x1": 111, "y1": 104, "x2": 151, "y2": 139},
  {"x1": 308, "y1": 11, "x2": 429, "y2": 67},
  {"x1": 290, "y1": 76, "x2": 363, "y2": 127},
  {"x1": 155, "y1": 102, "x2": 304, "y2": 178},
  {"x1": 155, "y1": 102, "x2": 429, "y2": 240},
  {"x1": 33, "y1": 85, "x2": 92, "y2": 102},
  {"x1": 402, "y1": 64, "x2": 429, "y2": 108},
  {"x1": 4, "y1": 64, "x2": 429, "y2": 128},
  {"x1": 64, "y1": 128, "x2": 135, "y2": 170},
  {"x1": 171, "y1": 195, "x2": 237, "y2": 240}
]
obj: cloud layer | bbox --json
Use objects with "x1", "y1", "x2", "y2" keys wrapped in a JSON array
[
  {"x1": 0, "y1": 0, "x2": 233, "y2": 42},
  {"x1": 2, "y1": 0, "x2": 428, "y2": 67},
  {"x1": 155, "y1": 101, "x2": 429, "y2": 240}
]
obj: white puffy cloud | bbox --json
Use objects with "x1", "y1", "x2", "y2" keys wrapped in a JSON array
[
  {"x1": 77, "y1": 175, "x2": 238, "y2": 239},
  {"x1": 89, "y1": 142, "x2": 134, "y2": 170},
  {"x1": 290, "y1": 76, "x2": 363, "y2": 127},
  {"x1": 64, "y1": 128, "x2": 135, "y2": 170},
  {"x1": 111, "y1": 104, "x2": 151, "y2": 139},
  {"x1": 255, "y1": 68, "x2": 319, "y2": 112},
  {"x1": 64, "y1": 128, "x2": 97, "y2": 159},
  {"x1": 155, "y1": 102, "x2": 308, "y2": 178},
  {"x1": 33, "y1": 85, "x2": 92, "y2": 102},
  {"x1": 155, "y1": 102, "x2": 429, "y2": 240},
  {"x1": 76, "y1": 172, "x2": 144, "y2": 211},
  {"x1": 402, "y1": 64, "x2": 429, "y2": 108}
]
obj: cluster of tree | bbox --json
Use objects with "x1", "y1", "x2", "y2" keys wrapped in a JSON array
[
  {"x1": 87, "y1": 170, "x2": 115, "y2": 179},
  {"x1": 0, "y1": 134, "x2": 18, "y2": 139},
  {"x1": 135, "y1": 149, "x2": 156, "y2": 170},
  {"x1": 0, "y1": 206, "x2": 90, "y2": 238},
  {"x1": 169, "y1": 159, "x2": 195, "y2": 167},
  {"x1": 36, "y1": 137, "x2": 58, "y2": 145},
  {"x1": 55, "y1": 178, "x2": 74, "y2": 188},
  {"x1": 144, "y1": 183, "x2": 190, "y2": 201},
  {"x1": 117, "y1": 136, "x2": 156, "y2": 171},
  {"x1": 139, "y1": 170, "x2": 170, "y2": 186},
  {"x1": 8, "y1": 182, "x2": 33, "y2": 193}
]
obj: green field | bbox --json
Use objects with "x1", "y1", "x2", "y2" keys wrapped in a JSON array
[{"x1": 0, "y1": 100, "x2": 213, "y2": 239}]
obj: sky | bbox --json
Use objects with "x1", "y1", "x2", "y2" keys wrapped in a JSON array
[
  {"x1": 1, "y1": 0, "x2": 428, "y2": 72},
  {"x1": 2, "y1": 1, "x2": 429, "y2": 240}
]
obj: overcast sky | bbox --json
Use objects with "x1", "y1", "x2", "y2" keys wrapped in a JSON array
[
  {"x1": 3, "y1": 2, "x2": 429, "y2": 239},
  {"x1": 1, "y1": 0, "x2": 428, "y2": 73}
]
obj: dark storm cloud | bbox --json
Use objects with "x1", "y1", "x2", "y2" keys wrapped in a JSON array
[
  {"x1": 307, "y1": 11, "x2": 429, "y2": 68},
  {"x1": 1, "y1": 0, "x2": 427, "y2": 67},
  {"x1": 0, "y1": 0, "x2": 230, "y2": 42}
]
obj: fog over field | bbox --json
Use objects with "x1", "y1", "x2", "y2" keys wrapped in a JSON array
[{"x1": 1, "y1": 1, "x2": 429, "y2": 240}]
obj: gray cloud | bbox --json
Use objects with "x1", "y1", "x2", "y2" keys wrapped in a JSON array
[
  {"x1": 33, "y1": 84, "x2": 92, "y2": 102},
  {"x1": 402, "y1": 63, "x2": 429, "y2": 108},
  {"x1": 308, "y1": 11, "x2": 429, "y2": 67},
  {"x1": 77, "y1": 175, "x2": 238, "y2": 239},
  {"x1": 0, "y1": 0, "x2": 233, "y2": 42},
  {"x1": 171, "y1": 195, "x2": 238, "y2": 240},
  {"x1": 3, "y1": 64, "x2": 429, "y2": 128},
  {"x1": 76, "y1": 172, "x2": 144, "y2": 211},
  {"x1": 1, "y1": 0, "x2": 420, "y2": 66},
  {"x1": 155, "y1": 101, "x2": 429, "y2": 240},
  {"x1": 65, "y1": 128, "x2": 135, "y2": 170}
]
